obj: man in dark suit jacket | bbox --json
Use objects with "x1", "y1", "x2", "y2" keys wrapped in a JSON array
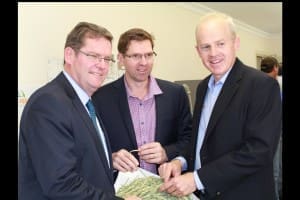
[
  {"x1": 158, "y1": 12, "x2": 282, "y2": 200},
  {"x1": 18, "y1": 22, "x2": 139, "y2": 200},
  {"x1": 93, "y1": 28, "x2": 192, "y2": 175}
]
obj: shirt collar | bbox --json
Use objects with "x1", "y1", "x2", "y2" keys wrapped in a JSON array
[
  {"x1": 63, "y1": 70, "x2": 90, "y2": 105},
  {"x1": 124, "y1": 75, "x2": 162, "y2": 99},
  {"x1": 208, "y1": 67, "x2": 232, "y2": 89}
]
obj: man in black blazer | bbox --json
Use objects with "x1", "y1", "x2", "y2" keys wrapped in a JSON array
[
  {"x1": 158, "y1": 12, "x2": 282, "y2": 200},
  {"x1": 93, "y1": 28, "x2": 192, "y2": 175},
  {"x1": 18, "y1": 22, "x2": 139, "y2": 200}
]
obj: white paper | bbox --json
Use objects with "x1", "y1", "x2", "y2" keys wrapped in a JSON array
[{"x1": 114, "y1": 168, "x2": 199, "y2": 200}]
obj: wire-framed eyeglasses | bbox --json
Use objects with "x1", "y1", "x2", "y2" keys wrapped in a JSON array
[
  {"x1": 124, "y1": 51, "x2": 157, "y2": 62},
  {"x1": 78, "y1": 49, "x2": 115, "y2": 64}
]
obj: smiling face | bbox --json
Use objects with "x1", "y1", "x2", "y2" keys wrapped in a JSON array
[
  {"x1": 195, "y1": 15, "x2": 240, "y2": 82},
  {"x1": 64, "y1": 37, "x2": 112, "y2": 96},
  {"x1": 119, "y1": 40, "x2": 154, "y2": 85}
]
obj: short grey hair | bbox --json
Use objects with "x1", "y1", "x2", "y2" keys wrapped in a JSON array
[{"x1": 195, "y1": 12, "x2": 237, "y2": 40}]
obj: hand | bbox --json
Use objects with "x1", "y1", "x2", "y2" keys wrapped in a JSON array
[
  {"x1": 112, "y1": 149, "x2": 139, "y2": 172},
  {"x1": 124, "y1": 196, "x2": 142, "y2": 200},
  {"x1": 159, "y1": 172, "x2": 196, "y2": 197},
  {"x1": 158, "y1": 159, "x2": 182, "y2": 182},
  {"x1": 138, "y1": 142, "x2": 168, "y2": 164}
]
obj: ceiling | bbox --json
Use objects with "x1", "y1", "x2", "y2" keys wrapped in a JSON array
[{"x1": 180, "y1": 2, "x2": 282, "y2": 38}]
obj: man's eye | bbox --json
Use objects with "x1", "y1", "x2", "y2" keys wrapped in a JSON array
[
  {"x1": 145, "y1": 53, "x2": 153, "y2": 58},
  {"x1": 88, "y1": 54, "x2": 98, "y2": 59},
  {"x1": 201, "y1": 46, "x2": 209, "y2": 51},
  {"x1": 217, "y1": 42, "x2": 225, "y2": 47}
]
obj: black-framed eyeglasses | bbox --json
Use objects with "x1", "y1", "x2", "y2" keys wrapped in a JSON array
[
  {"x1": 78, "y1": 49, "x2": 115, "y2": 64},
  {"x1": 124, "y1": 51, "x2": 157, "y2": 62}
]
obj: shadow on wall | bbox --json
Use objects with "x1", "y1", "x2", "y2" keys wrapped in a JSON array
[{"x1": 174, "y1": 80, "x2": 202, "y2": 114}]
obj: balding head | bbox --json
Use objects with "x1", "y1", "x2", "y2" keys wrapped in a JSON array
[{"x1": 195, "y1": 12, "x2": 237, "y2": 44}]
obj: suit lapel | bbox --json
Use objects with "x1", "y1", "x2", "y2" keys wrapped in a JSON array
[
  {"x1": 115, "y1": 79, "x2": 139, "y2": 148},
  {"x1": 193, "y1": 81, "x2": 208, "y2": 132},
  {"x1": 204, "y1": 59, "x2": 242, "y2": 142},
  {"x1": 155, "y1": 93, "x2": 163, "y2": 141},
  {"x1": 190, "y1": 79, "x2": 208, "y2": 163},
  {"x1": 205, "y1": 81, "x2": 239, "y2": 138},
  {"x1": 95, "y1": 114, "x2": 115, "y2": 180},
  {"x1": 58, "y1": 73, "x2": 114, "y2": 184},
  {"x1": 74, "y1": 98, "x2": 114, "y2": 183}
]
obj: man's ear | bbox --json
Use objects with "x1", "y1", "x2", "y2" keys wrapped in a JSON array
[{"x1": 64, "y1": 47, "x2": 75, "y2": 65}]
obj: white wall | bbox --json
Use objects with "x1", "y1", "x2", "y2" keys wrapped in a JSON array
[{"x1": 18, "y1": 2, "x2": 282, "y2": 88}]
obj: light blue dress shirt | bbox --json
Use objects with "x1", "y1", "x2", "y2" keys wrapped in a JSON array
[
  {"x1": 63, "y1": 71, "x2": 110, "y2": 167},
  {"x1": 192, "y1": 69, "x2": 231, "y2": 190},
  {"x1": 175, "y1": 68, "x2": 232, "y2": 191}
]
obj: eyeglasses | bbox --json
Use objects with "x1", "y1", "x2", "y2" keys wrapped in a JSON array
[
  {"x1": 124, "y1": 51, "x2": 157, "y2": 62},
  {"x1": 78, "y1": 49, "x2": 115, "y2": 64}
]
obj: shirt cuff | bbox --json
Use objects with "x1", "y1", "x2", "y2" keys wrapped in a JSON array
[
  {"x1": 193, "y1": 171, "x2": 205, "y2": 191},
  {"x1": 173, "y1": 156, "x2": 187, "y2": 171}
]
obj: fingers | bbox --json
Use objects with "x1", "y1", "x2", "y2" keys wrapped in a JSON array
[
  {"x1": 139, "y1": 151, "x2": 159, "y2": 163},
  {"x1": 159, "y1": 173, "x2": 195, "y2": 197},
  {"x1": 159, "y1": 178, "x2": 183, "y2": 197},
  {"x1": 170, "y1": 159, "x2": 182, "y2": 177},
  {"x1": 124, "y1": 196, "x2": 142, "y2": 200},
  {"x1": 125, "y1": 196, "x2": 142, "y2": 200},
  {"x1": 159, "y1": 179, "x2": 174, "y2": 192},
  {"x1": 158, "y1": 159, "x2": 182, "y2": 182},
  {"x1": 158, "y1": 163, "x2": 173, "y2": 182},
  {"x1": 138, "y1": 142, "x2": 167, "y2": 164},
  {"x1": 112, "y1": 149, "x2": 139, "y2": 172}
]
